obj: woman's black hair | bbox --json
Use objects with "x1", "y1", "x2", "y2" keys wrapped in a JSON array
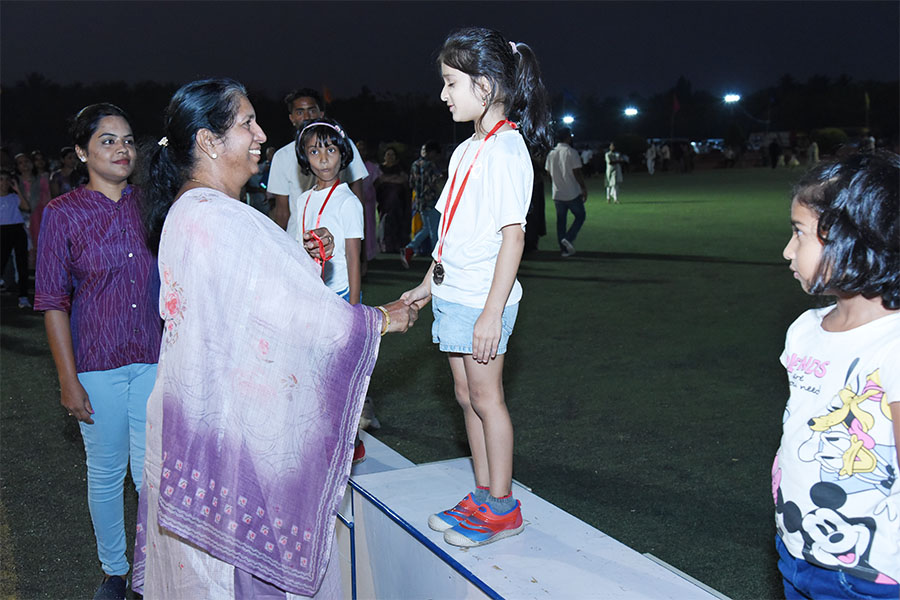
[
  {"x1": 438, "y1": 27, "x2": 552, "y2": 157},
  {"x1": 59, "y1": 146, "x2": 76, "y2": 159},
  {"x1": 792, "y1": 150, "x2": 899, "y2": 309},
  {"x1": 294, "y1": 116, "x2": 353, "y2": 177},
  {"x1": 70, "y1": 103, "x2": 130, "y2": 150},
  {"x1": 138, "y1": 78, "x2": 247, "y2": 254}
]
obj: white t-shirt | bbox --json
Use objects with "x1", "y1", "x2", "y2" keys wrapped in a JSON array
[
  {"x1": 430, "y1": 129, "x2": 532, "y2": 308},
  {"x1": 775, "y1": 306, "x2": 900, "y2": 583},
  {"x1": 0, "y1": 193, "x2": 25, "y2": 226},
  {"x1": 545, "y1": 143, "x2": 583, "y2": 201},
  {"x1": 267, "y1": 138, "x2": 368, "y2": 203},
  {"x1": 286, "y1": 182, "x2": 363, "y2": 295}
]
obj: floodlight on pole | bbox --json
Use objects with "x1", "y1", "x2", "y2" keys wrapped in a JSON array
[
  {"x1": 624, "y1": 107, "x2": 638, "y2": 117},
  {"x1": 562, "y1": 115, "x2": 575, "y2": 125},
  {"x1": 724, "y1": 93, "x2": 741, "y2": 103}
]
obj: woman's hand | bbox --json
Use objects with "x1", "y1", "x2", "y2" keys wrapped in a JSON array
[
  {"x1": 61, "y1": 375, "x2": 94, "y2": 424},
  {"x1": 10, "y1": 178, "x2": 24, "y2": 203},
  {"x1": 303, "y1": 227, "x2": 335, "y2": 261},
  {"x1": 472, "y1": 308, "x2": 503, "y2": 364},
  {"x1": 381, "y1": 299, "x2": 419, "y2": 334}
]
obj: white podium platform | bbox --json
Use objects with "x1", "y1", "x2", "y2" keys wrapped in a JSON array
[{"x1": 333, "y1": 433, "x2": 726, "y2": 599}]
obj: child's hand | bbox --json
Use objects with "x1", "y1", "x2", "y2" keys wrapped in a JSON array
[
  {"x1": 303, "y1": 227, "x2": 334, "y2": 260},
  {"x1": 472, "y1": 309, "x2": 502, "y2": 364},
  {"x1": 401, "y1": 281, "x2": 432, "y2": 310}
]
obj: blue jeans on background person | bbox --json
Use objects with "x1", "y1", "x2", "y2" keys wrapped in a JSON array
[
  {"x1": 554, "y1": 196, "x2": 585, "y2": 248},
  {"x1": 78, "y1": 362, "x2": 157, "y2": 576},
  {"x1": 408, "y1": 206, "x2": 440, "y2": 256},
  {"x1": 776, "y1": 536, "x2": 899, "y2": 600}
]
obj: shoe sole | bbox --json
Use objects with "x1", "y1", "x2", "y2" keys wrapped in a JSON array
[{"x1": 443, "y1": 522, "x2": 525, "y2": 547}]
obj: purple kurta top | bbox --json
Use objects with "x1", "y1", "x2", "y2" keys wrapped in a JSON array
[{"x1": 34, "y1": 185, "x2": 162, "y2": 373}]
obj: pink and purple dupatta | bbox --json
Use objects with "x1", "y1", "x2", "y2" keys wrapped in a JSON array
[{"x1": 133, "y1": 188, "x2": 381, "y2": 596}]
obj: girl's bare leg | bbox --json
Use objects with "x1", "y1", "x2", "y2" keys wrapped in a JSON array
[{"x1": 449, "y1": 352, "x2": 513, "y2": 497}]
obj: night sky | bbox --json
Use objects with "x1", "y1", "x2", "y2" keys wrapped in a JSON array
[{"x1": 2, "y1": 1, "x2": 898, "y2": 101}]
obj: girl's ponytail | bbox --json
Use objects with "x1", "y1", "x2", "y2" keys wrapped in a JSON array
[
  {"x1": 509, "y1": 42, "x2": 552, "y2": 158},
  {"x1": 438, "y1": 28, "x2": 552, "y2": 157}
]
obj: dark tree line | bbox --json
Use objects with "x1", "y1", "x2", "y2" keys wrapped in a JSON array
[
  {"x1": 2, "y1": 72, "x2": 897, "y2": 160},
  {"x1": 558, "y1": 74, "x2": 898, "y2": 145}
]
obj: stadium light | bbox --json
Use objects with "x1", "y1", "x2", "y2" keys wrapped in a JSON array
[
  {"x1": 562, "y1": 115, "x2": 575, "y2": 125},
  {"x1": 624, "y1": 107, "x2": 638, "y2": 117},
  {"x1": 724, "y1": 93, "x2": 741, "y2": 103}
]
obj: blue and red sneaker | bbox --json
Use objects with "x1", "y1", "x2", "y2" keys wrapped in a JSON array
[
  {"x1": 443, "y1": 500, "x2": 524, "y2": 547},
  {"x1": 427, "y1": 493, "x2": 481, "y2": 532}
]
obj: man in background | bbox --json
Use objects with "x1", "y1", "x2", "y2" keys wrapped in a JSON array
[
  {"x1": 268, "y1": 88, "x2": 368, "y2": 230},
  {"x1": 545, "y1": 127, "x2": 587, "y2": 257}
]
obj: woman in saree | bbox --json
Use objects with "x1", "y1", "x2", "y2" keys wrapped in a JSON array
[{"x1": 133, "y1": 78, "x2": 417, "y2": 599}]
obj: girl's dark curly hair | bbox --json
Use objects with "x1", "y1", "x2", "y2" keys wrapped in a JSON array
[{"x1": 792, "y1": 150, "x2": 899, "y2": 309}]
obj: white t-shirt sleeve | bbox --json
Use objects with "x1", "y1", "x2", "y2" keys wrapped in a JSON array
[
  {"x1": 880, "y1": 334, "x2": 900, "y2": 405},
  {"x1": 339, "y1": 190, "x2": 365, "y2": 240},
  {"x1": 267, "y1": 144, "x2": 296, "y2": 196},
  {"x1": 486, "y1": 141, "x2": 531, "y2": 232},
  {"x1": 566, "y1": 147, "x2": 584, "y2": 170},
  {"x1": 342, "y1": 139, "x2": 369, "y2": 184}
]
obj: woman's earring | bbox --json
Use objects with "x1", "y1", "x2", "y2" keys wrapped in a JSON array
[
  {"x1": 211, "y1": 153, "x2": 218, "y2": 159},
  {"x1": 482, "y1": 98, "x2": 486, "y2": 107}
]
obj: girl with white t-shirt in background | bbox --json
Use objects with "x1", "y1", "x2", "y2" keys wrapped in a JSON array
[
  {"x1": 402, "y1": 27, "x2": 551, "y2": 548},
  {"x1": 290, "y1": 118, "x2": 364, "y2": 304},
  {"x1": 774, "y1": 151, "x2": 899, "y2": 599}
]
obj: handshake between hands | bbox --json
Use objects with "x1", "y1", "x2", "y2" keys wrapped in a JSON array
[{"x1": 304, "y1": 227, "x2": 424, "y2": 336}]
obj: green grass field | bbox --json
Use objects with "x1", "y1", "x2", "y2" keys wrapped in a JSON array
[{"x1": 1, "y1": 166, "x2": 813, "y2": 599}]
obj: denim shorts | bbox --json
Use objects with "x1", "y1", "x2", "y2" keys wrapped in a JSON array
[{"x1": 431, "y1": 296, "x2": 519, "y2": 354}]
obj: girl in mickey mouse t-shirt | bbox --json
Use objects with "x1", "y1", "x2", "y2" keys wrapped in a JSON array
[{"x1": 773, "y1": 151, "x2": 899, "y2": 599}]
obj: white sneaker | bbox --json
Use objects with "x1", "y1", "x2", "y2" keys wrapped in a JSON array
[{"x1": 560, "y1": 239, "x2": 576, "y2": 257}]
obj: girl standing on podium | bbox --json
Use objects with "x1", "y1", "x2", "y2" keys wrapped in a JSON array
[{"x1": 403, "y1": 27, "x2": 551, "y2": 547}]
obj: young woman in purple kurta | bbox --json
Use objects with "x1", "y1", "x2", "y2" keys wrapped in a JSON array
[{"x1": 35, "y1": 104, "x2": 161, "y2": 600}]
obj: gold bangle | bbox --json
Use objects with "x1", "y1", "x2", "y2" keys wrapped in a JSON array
[{"x1": 375, "y1": 305, "x2": 390, "y2": 336}]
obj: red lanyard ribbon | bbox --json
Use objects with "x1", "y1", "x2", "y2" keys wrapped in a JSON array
[
  {"x1": 435, "y1": 120, "x2": 514, "y2": 265},
  {"x1": 302, "y1": 179, "x2": 339, "y2": 275}
]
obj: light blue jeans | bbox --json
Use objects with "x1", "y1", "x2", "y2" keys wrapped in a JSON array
[{"x1": 78, "y1": 363, "x2": 157, "y2": 576}]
